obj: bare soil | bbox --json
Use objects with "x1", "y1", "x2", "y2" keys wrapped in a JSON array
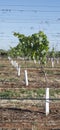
[
  {"x1": 0, "y1": 103, "x2": 60, "y2": 130},
  {"x1": 0, "y1": 58, "x2": 60, "y2": 130}
]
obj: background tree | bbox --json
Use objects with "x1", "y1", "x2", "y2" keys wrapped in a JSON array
[{"x1": 48, "y1": 47, "x2": 55, "y2": 59}]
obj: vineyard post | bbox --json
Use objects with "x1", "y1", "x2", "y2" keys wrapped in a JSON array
[
  {"x1": 8, "y1": 56, "x2": 11, "y2": 61},
  {"x1": 16, "y1": 63, "x2": 18, "y2": 70},
  {"x1": 17, "y1": 65, "x2": 20, "y2": 76},
  {"x1": 51, "y1": 58, "x2": 54, "y2": 67},
  {"x1": 46, "y1": 88, "x2": 49, "y2": 116},
  {"x1": 57, "y1": 58, "x2": 59, "y2": 64},
  {"x1": 13, "y1": 61, "x2": 16, "y2": 67},
  {"x1": 11, "y1": 60, "x2": 14, "y2": 66},
  {"x1": 25, "y1": 70, "x2": 28, "y2": 86},
  {"x1": 44, "y1": 72, "x2": 49, "y2": 116}
]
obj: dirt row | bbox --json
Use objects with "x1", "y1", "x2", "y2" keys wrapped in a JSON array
[
  {"x1": 0, "y1": 58, "x2": 60, "y2": 129},
  {"x1": 0, "y1": 103, "x2": 60, "y2": 130}
]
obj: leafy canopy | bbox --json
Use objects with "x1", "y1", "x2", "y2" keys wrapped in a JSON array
[{"x1": 9, "y1": 31, "x2": 49, "y2": 64}]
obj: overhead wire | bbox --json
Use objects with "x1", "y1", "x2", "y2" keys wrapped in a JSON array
[
  {"x1": 0, "y1": 9, "x2": 60, "y2": 12},
  {"x1": 0, "y1": 4, "x2": 60, "y2": 49},
  {"x1": 0, "y1": 4, "x2": 58, "y2": 7}
]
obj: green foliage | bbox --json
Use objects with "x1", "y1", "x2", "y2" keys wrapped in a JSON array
[
  {"x1": 9, "y1": 31, "x2": 49, "y2": 64},
  {"x1": 48, "y1": 47, "x2": 55, "y2": 58},
  {"x1": 0, "y1": 49, "x2": 8, "y2": 57},
  {"x1": 0, "y1": 90, "x2": 14, "y2": 98},
  {"x1": 0, "y1": 88, "x2": 60, "y2": 98}
]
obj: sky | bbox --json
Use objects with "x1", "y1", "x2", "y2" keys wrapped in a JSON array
[{"x1": 0, "y1": 0, "x2": 60, "y2": 51}]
